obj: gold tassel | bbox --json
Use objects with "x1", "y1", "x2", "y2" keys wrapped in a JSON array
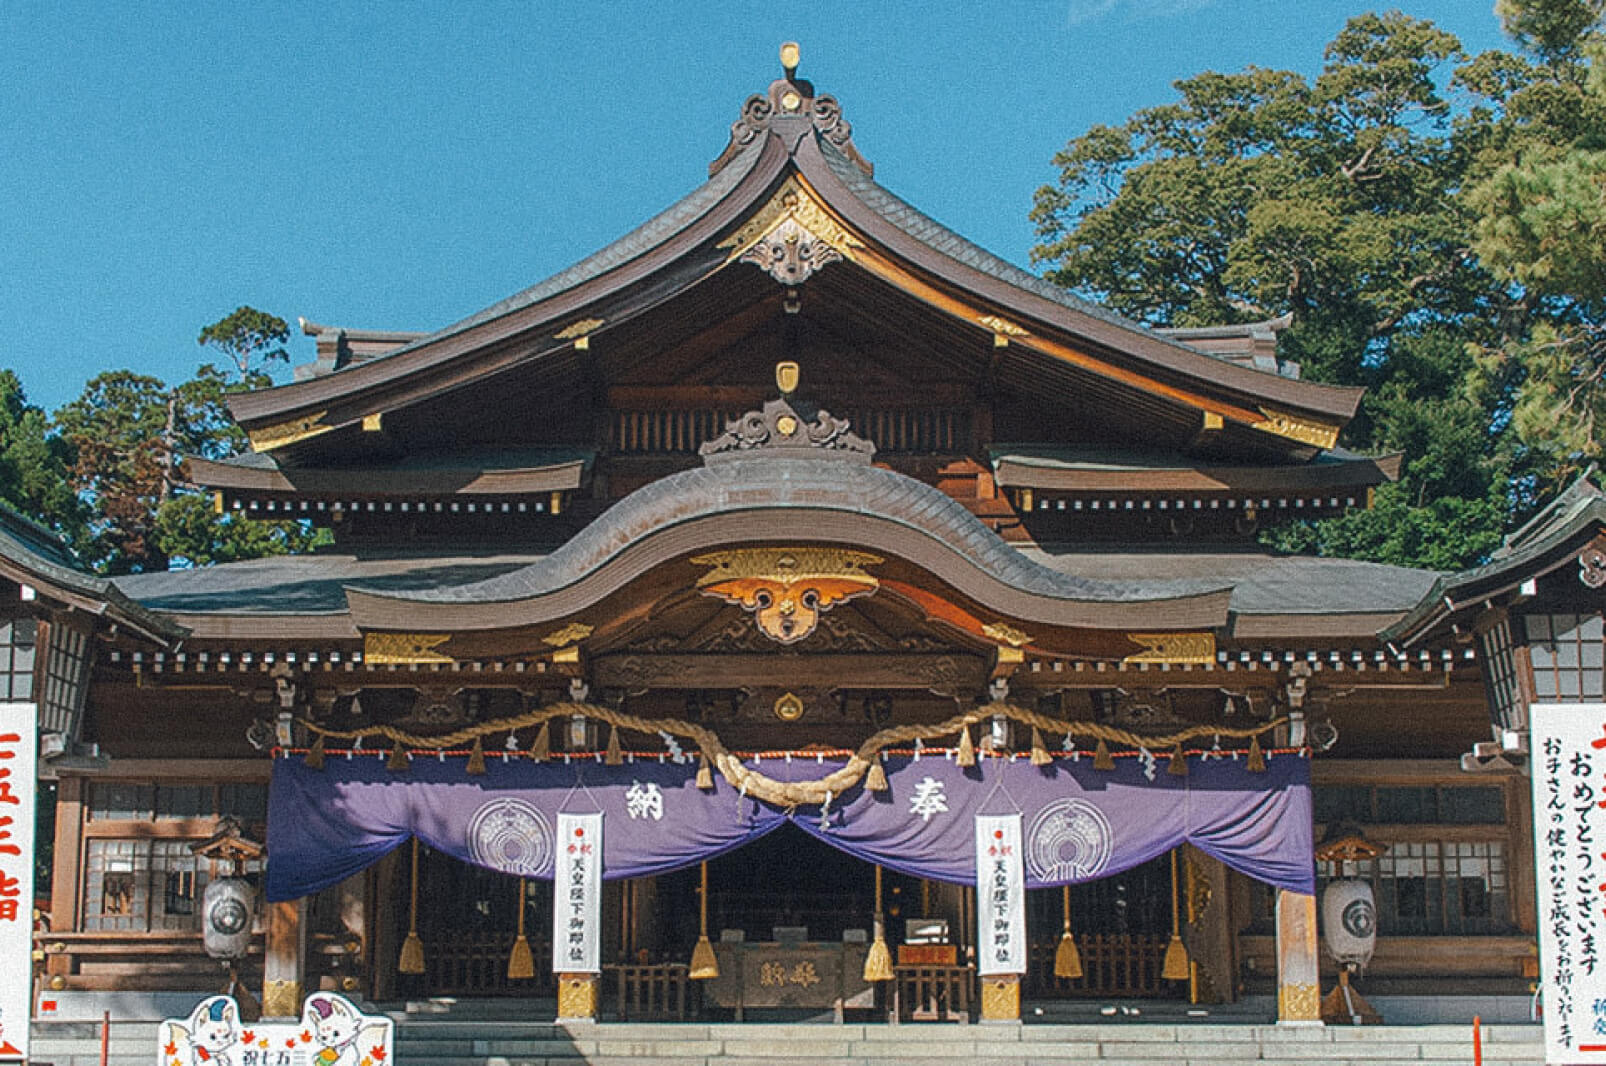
[
  {"x1": 1247, "y1": 734, "x2": 1266, "y2": 773},
  {"x1": 507, "y1": 878, "x2": 534, "y2": 979},
  {"x1": 863, "y1": 865, "x2": 893, "y2": 982},
  {"x1": 1093, "y1": 738, "x2": 1114, "y2": 771},
  {"x1": 398, "y1": 839, "x2": 425, "y2": 974},
  {"x1": 530, "y1": 721, "x2": 551, "y2": 761},
  {"x1": 387, "y1": 740, "x2": 411, "y2": 772},
  {"x1": 1053, "y1": 885, "x2": 1082, "y2": 979},
  {"x1": 688, "y1": 862, "x2": 719, "y2": 979},
  {"x1": 1169, "y1": 742, "x2": 1188, "y2": 776},
  {"x1": 605, "y1": 724, "x2": 623, "y2": 766},
  {"x1": 865, "y1": 755, "x2": 889, "y2": 792},
  {"x1": 1030, "y1": 726, "x2": 1052, "y2": 766},
  {"x1": 1162, "y1": 849, "x2": 1190, "y2": 981},
  {"x1": 695, "y1": 752, "x2": 714, "y2": 790},
  {"x1": 956, "y1": 725, "x2": 976, "y2": 767},
  {"x1": 304, "y1": 734, "x2": 325, "y2": 770},
  {"x1": 466, "y1": 736, "x2": 486, "y2": 776}
]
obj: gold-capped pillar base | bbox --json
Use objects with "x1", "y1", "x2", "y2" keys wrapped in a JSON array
[
  {"x1": 980, "y1": 973, "x2": 1021, "y2": 1022},
  {"x1": 261, "y1": 979, "x2": 302, "y2": 1021},
  {"x1": 1275, "y1": 889, "x2": 1323, "y2": 1026},
  {"x1": 556, "y1": 973, "x2": 599, "y2": 1022}
]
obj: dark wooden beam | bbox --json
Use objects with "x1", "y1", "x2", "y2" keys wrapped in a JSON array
[{"x1": 594, "y1": 652, "x2": 985, "y2": 690}]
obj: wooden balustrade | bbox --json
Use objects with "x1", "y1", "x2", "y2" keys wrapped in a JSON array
[
  {"x1": 609, "y1": 963, "x2": 692, "y2": 1020},
  {"x1": 1024, "y1": 933, "x2": 1172, "y2": 998},
  {"x1": 890, "y1": 964, "x2": 974, "y2": 1022},
  {"x1": 35, "y1": 930, "x2": 263, "y2": 992}
]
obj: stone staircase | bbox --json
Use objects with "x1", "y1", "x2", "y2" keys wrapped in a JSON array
[{"x1": 33, "y1": 1014, "x2": 1543, "y2": 1066}]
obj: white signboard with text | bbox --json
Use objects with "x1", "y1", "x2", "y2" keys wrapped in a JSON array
[
  {"x1": 158, "y1": 992, "x2": 392, "y2": 1066},
  {"x1": 1533, "y1": 703, "x2": 1606, "y2": 1064},
  {"x1": 974, "y1": 813, "x2": 1026, "y2": 976},
  {"x1": 552, "y1": 812, "x2": 602, "y2": 975},
  {"x1": 0, "y1": 703, "x2": 34, "y2": 1062}
]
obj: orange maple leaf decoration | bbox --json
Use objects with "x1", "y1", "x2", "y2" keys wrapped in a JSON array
[
  {"x1": 241, "y1": 1030, "x2": 255, "y2": 1043},
  {"x1": 300, "y1": 1029, "x2": 313, "y2": 1042},
  {"x1": 371, "y1": 1046, "x2": 387, "y2": 1061},
  {"x1": 285, "y1": 1038, "x2": 298, "y2": 1049},
  {"x1": 164, "y1": 1041, "x2": 177, "y2": 1056}
]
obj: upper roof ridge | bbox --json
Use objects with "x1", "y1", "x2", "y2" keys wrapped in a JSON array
[{"x1": 709, "y1": 42, "x2": 873, "y2": 180}]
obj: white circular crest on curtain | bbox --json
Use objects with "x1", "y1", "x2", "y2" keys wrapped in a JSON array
[
  {"x1": 467, "y1": 797, "x2": 553, "y2": 877},
  {"x1": 1026, "y1": 798, "x2": 1114, "y2": 882}
]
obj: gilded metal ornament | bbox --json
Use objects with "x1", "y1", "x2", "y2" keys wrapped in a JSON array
[
  {"x1": 1277, "y1": 981, "x2": 1321, "y2": 1021},
  {"x1": 542, "y1": 623, "x2": 595, "y2": 648},
  {"x1": 1122, "y1": 632, "x2": 1216, "y2": 665},
  {"x1": 556, "y1": 974, "x2": 599, "y2": 1019},
  {"x1": 1251, "y1": 407, "x2": 1340, "y2": 450},
  {"x1": 719, "y1": 176, "x2": 862, "y2": 278},
  {"x1": 364, "y1": 632, "x2": 453, "y2": 665},
  {"x1": 982, "y1": 621, "x2": 1033, "y2": 648},
  {"x1": 261, "y1": 979, "x2": 302, "y2": 1019},
  {"x1": 980, "y1": 974, "x2": 1021, "y2": 1020},
  {"x1": 692, "y1": 547, "x2": 882, "y2": 644},
  {"x1": 774, "y1": 691, "x2": 805, "y2": 721},
  {"x1": 248, "y1": 411, "x2": 331, "y2": 452}
]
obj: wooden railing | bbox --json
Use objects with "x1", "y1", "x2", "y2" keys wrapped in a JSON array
[
  {"x1": 608, "y1": 963, "x2": 692, "y2": 1020},
  {"x1": 416, "y1": 932, "x2": 555, "y2": 996},
  {"x1": 35, "y1": 930, "x2": 263, "y2": 992},
  {"x1": 890, "y1": 964, "x2": 974, "y2": 1022},
  {"x1": 1024, "y1": 933, "x2": 1171, "y2": 998}
]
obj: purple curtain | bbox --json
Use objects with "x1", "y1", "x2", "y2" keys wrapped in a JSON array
[{"x1": 266, "y1": 749, "x2": 1312, "y2": 901}]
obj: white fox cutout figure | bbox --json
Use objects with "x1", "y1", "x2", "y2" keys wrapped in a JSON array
[
  {"x1": 300, "y1": 993, "x2": 389, "y2": 1066},
  {"x1": 164, "y1": 995, "x2": 241, "y2": 1066}
]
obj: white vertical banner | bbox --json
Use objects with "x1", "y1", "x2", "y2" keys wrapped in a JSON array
[
  {"x1": 552, "y1": 812, "x2": 603, "y2": 975},
  {"x1": 975, "y1": 813, "x2": 1026, "y2": 976},
  {"x1": 0, "y1": 704, "x2": 35, "y2": 1062},
  {"x1": 1532, "y1": 703, "x2": 1606, "y2": 1064}
]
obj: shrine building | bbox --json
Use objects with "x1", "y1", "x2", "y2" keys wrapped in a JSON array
[{"x1": 11, "y1": 46, "x2": 1600, "y2": 1030}]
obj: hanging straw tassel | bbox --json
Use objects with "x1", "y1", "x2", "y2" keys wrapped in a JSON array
[
  {"x1": 863, "y1": 864, "x2": 893, "y2": 982},
  {"x1": 688, "y1": 862, "x2": 719, "y2": 979},
  {"x1": 604, "y1": 724, "x2": 623, "y2": 766},
  {"x1": 865, "y1": 753, "x2": 889, "y2": 793},
  {"x1": 1169, "y1": 742, "x2": 1189, "y2": 777},
  {"x1": 304, "y1": 734, "x2": 325, "y2": 770},
  {"x1": 398, "y1": 839, "x2": 426, "y2": 974},
  {"x1": 1030, "y1": 727, "x2": 1052, "y2": 767},
  {"x1": 1053, "y1": 884, "x2": 1082, "y2": 979},
  {"x1": 1093, "y1": 738, "x2": 1114, "y2": 771},
  {"x1": 387, "y1": 740, "x2": 411, "y2": 772},
  {"x1": 507, "y1": 878, "x2": 535, "y2": 979},
  {"x1": 1246, "y1": 734, "x2": 1266, "y2": 773},
  {"x1": 1161, "y1": 849, "x2": 1190, "y2": 981},
  {"x1": 466, "y1": 736, "x2": 487, "y2": 776},
  {"x1": 695, "y1": 752, "x2": 714, "y2": 790},
  {"x1": 956, "y1": 724, "x2": 976, "y2": 767},
  {"x1": 530, "y1": 720, "x2": 551, "y2": 761}
]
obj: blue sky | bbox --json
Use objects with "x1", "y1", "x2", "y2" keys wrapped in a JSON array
[{"x1": 3, "y1": 1, "x2": 1506, "y2": 413}]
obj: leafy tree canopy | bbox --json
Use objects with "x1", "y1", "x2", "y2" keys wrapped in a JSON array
[
  {"x1": 46, "y1": 307, "x2": 322, "y2": 574},
  {"x1": 1032, "y1": 1, "x2": 1606, "y2": 569}
]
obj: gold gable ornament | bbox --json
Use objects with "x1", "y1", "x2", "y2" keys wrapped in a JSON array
[
  {"x1": 1122, "y1": 632, "x2": 1216, "y2": 666},
  {"x1": 364, "y1": 632, "x2": 453, "y2": 666},
  {"x1": 693, "y1": 547, "x2": 881, "y2": 645}
]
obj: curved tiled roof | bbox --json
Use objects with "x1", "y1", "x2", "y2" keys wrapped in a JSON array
[{"x1": 363, "y1": 456, "x2": 1228, "y2": 610}]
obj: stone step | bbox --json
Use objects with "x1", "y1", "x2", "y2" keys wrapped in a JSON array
[{"x1": 34, "y1": 1018, "x2": 1544, "y2": 1066}]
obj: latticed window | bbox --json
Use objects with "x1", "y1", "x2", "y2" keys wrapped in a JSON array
[
  {"x1": 1525, "y1": 612, "x2": 1605, "y2": 701},
  {"x1": 81, "y1": 781, "x2": 269, "y2": 932},
  {"x1": 1478, "y1": 614, "x2": 1525, "y2": 730},
  {"x1": 1318, "y1": 842, "x2": 1511, "y2": 936},
  {"x1": 0, "y1": 618, "x2": 37, "y2": 702}
]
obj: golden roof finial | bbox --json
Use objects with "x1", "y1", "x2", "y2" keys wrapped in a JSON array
[
  {"x1": 776, "y1": 361, "x2": 800, "y2": 396},
  {"x1": 780, "y1": 41, "x2": 801, "y2": 79}
]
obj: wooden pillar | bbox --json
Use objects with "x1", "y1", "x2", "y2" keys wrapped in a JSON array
[
  {"x1": 1275, "y1": 889, "x2": 1321, "y2": 1025},
  {"x1": 262, "y1": 898, "x2": 308, "y2": 1019},
  {"x1": 556, "y1": 974, "x2": 599, "y2": 1022},
  {"x1": 44, "y1": 776, "x2": 84, "y2": 986}
]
